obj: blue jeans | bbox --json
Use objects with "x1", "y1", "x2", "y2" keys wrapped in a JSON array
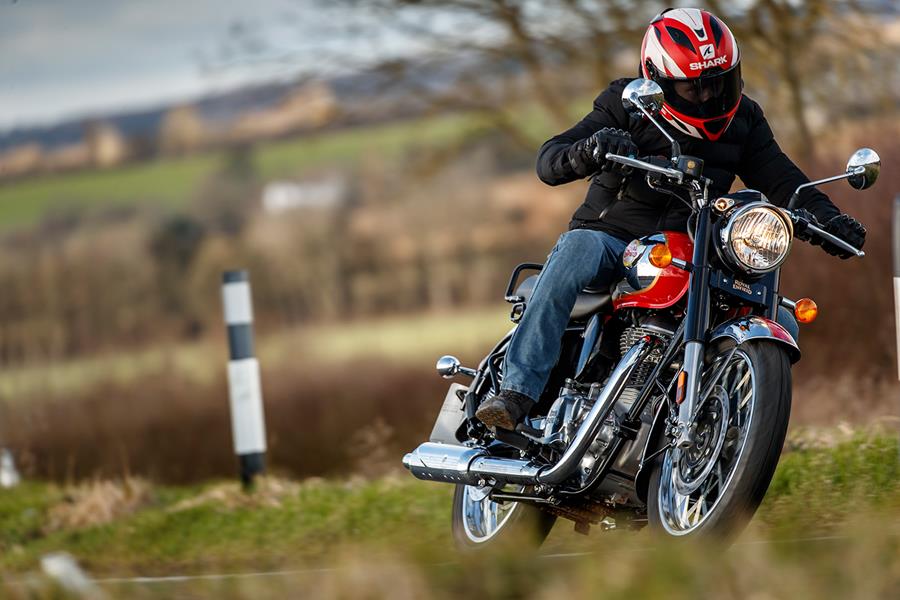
[
  {"x1": 501, "y1": 229, "x2": 629, "y2": 401},
  {"x1": 500, "y1": 229, "x2": 800, "y2": 402}
]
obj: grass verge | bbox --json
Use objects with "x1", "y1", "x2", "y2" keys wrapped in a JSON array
[{"x1": 1, "y1": 431, "x2": 899, "y2": 577}]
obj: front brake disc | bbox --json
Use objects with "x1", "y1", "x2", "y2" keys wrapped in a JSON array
[{"x1": 672, "y1": 386, "x2": 730, "y2": 496}]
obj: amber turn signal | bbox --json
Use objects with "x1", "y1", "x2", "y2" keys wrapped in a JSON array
[
  {"x1": 648, "y1": 243, "x2": 673, "y2": 268},
  {"x1": 794, "y1": 298, "x2": 818, "y2": 324}
]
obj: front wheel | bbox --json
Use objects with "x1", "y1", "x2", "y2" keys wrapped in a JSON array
[
  {"x1": 451, "y1": 484, "x2": 557, "y2": 551},
  {"x1": 648, "y1": 340, "x2": 792, "y2": 539}
]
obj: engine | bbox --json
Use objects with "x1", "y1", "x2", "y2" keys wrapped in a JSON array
[
  {"x1": 617, "y1": 323, "x2": 668, "y2": 409},
  {"x1": 542, "y1": 314, "x2": 675, "y2": 493}
]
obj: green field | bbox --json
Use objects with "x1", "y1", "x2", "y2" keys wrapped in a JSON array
[
  {"x1": 0, "y1": 91, "x2": 577, "y2": 231},
  {"x1": 0, "y1": 112, "x2": 486, "y2": 229},
  {"x1": 2, "y1": 431, "x2": 900, "y2": 598}
]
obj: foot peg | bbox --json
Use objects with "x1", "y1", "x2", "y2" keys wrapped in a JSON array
[{"x1": 515, "y1": 422, "x2": 543, "y2": 438}]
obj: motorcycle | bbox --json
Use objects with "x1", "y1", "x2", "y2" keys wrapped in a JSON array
[{"x1": 401, "y1": 78, "x2": 881, "y2": 546}]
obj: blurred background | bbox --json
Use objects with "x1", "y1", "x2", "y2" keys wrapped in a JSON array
[{"x1": 0, "y1": 0, "x2": 898, "y2": 487}]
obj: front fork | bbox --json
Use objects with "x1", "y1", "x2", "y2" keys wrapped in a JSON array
[{"x1": 675, "y1": 205, "x2": 713, "y2": 448}]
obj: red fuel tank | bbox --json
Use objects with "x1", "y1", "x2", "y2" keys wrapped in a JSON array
[{"x1": 612, "y1": 231, "x2": 693, "y2": 311}]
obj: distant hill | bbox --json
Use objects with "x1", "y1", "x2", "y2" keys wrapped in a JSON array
[
  {"x1": 0, "y1": 51, "x2": 520, "y2": 156},
  {"x1": 0, "y1": 80, "x2": 301, "y2": 153}
]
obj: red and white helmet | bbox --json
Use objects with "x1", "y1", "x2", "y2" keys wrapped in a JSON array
[{"x1": 640, "y1": 8, "x2": 742, "y2": 141}]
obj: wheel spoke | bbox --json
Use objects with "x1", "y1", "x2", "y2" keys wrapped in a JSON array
[
  {"x1": 735, "y1": 364, "x2": 750, "y2": 389},
  {"x1": 461, "y1": 485, "x2": 523, "y2": 543},
  {"x1": 658, "y1": 350, "x2": 757, "y2": 535},
  {"x1": 725, "y1": 363, "x2": 739, "y2": 393},
  {"x1": 688, "y1": 495, "x2": 703, "y2": 525},
  {"x1": 679, "y1": 494, "x2": 691, "y2": 528},
  {"x1": 739, "y1": 388, "x2": 752, "y2": 411}
]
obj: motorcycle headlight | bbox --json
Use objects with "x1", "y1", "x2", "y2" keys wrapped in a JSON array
[{"x1": 720, "y1": 203, "x2": 793, "y2": 274}]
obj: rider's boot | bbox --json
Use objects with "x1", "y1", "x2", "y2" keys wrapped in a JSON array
[{"x1": 475, "y1": 389, "x2": 535, "y2": 431}]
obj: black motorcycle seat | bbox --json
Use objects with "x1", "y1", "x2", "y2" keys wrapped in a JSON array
[{"x1": 514, "y1": 274, "x2": 611, "y2": 320}]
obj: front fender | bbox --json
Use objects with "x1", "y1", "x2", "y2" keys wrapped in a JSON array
[{"x1": 708, "y1": 315, "x2": 800, "y2": 364}]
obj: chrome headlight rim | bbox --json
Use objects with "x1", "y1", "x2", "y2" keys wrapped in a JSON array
[{"x1": 720, "y1": 202, "x2": 794, "y2": 275}]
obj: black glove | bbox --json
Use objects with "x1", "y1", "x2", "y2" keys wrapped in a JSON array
[
  {"x1": 566, "y1": 128, "x2": 637, "y2": 179},
  {"x1": 822, "y1": 213, "x2": 866, "y2": 260},
  {"x1": 791, "y1": 208, "x2": 822, "y2": 244}
]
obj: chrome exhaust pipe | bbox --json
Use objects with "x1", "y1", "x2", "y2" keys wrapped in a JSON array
[
  {"x1": 402, "y1": 443, "x2": 539, "y2": 485},
  {"x1": 536, "y1": 337, "x2": 654, "y2": 483},
  {"x1": 402, "y1": 337, "x2": 656, "y2": 488}
]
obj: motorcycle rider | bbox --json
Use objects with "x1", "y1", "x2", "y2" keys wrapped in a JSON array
[{"x1": 475, "y1": 7, "x2": 867, "y2": 432}]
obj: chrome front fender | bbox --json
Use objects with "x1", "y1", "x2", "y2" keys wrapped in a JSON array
[{"x1": 707, "y1": 316, "x2": 800, "y2": 363}]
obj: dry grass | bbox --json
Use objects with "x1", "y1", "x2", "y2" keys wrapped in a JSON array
[
  {"x1": 44, "y1": 477, "x2": 153, "y2": 533},
  {"x1": 0, "y1": 359, "x2": 446, "y2": 484},
  {"x1": 1, "y1": 357, "x2": 898, "y2": 485},
  {"x1": 791, "y1": 375, "x2": 900, "y2": 426},
  {"x1": 347, "y1": 418, "x2": 401, "y2": 479},
  {"x1": 168, "y1": 476, "x2": 301, "y2": 512}
]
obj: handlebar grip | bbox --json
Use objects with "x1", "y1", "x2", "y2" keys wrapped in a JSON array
[{"x1": 803, "y1": 222, "x2": 865, "y2": 258}]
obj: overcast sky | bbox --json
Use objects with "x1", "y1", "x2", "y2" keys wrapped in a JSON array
[
  {"x1": 0, "y1": 0, "x2": 453, "y2": 131},
  {"x1": 0, "y1": 1, "x2": 781, "y2": 132}
]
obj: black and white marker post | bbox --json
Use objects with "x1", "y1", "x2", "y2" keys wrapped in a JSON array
[
  {"x1": 222, "y1": 270, "x2": 267, "y2": 488},
  {"x1": 894, "y1": 196, "x2": 900, "y2": 379}
]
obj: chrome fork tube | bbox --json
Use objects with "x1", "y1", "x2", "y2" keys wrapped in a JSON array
[
  {"x1": 676, "y1": 340, "x2": 704, "y2": 448},
  {"x1": 537, "y1": 337, "x2": 655, "y2": 484},
  {"x1": 676, "y1": 204, "x2": 713, "y2": 449}
]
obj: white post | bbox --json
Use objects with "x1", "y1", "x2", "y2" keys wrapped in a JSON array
[
  {"x1": 893, "y1": 196, "x2": 900, "y2": 458},
  {"x1": 0, "y1": 448, "x2": 20, "y2": 488},
  {"x1": 222, "y1": 270, "x2": 267, "y2": 488}
]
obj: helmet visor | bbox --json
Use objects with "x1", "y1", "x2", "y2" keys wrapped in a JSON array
[{"x1": 659, "y1": 63, "x2": 742, "y2": 120}]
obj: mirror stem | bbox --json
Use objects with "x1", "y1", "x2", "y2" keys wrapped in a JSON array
[
  {"x1": 670, "y1": 139, "x2": 682, "y2": 161},
  {"x1": 787, "y1": 169, "x2": 862, "y2": 210},
  {"x1": 630, "y1": 93, "x2": 681, "y2": 159},
  {"x1": 787, "y1": 191, "x2": 800, "y2": 210}
]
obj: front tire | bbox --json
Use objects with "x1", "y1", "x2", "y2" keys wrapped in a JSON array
[
  {"x1": 451, "y1": 484, "x2": 557, "y2": 551},
  {"x1": 648, "y1": 341, "x2": 791, "y2": 539}
]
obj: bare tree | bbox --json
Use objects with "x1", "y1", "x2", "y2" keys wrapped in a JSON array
[
  {"x1": 207, "y1": 1, "x2": 895, "y2": 156},
  {"x1": 707, "y1": 0, "x2": 894, "y2": 159},
  {"x1": 323, "y1": 0, "x2": 654, "y2": 147}
]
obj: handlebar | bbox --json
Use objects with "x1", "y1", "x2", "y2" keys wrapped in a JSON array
[
  {"x1": 793, "y1": 215, "x2": 866, "y2": 258},
  {"x1": 607, "y1": 151, "x2": 865, "y2": 259},
  {"x1": 604, "y1": 152, "x2": 684, "y2": 182}
]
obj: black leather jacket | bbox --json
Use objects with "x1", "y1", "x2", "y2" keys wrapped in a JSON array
[{"x1": 537, "y1": 78, "x2": 840, "y2": 242}]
